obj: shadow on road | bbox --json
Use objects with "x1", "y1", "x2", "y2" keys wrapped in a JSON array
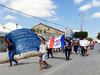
[
  {"x1": 42, "y1": 64, "x2": 52, "y2": 69},
  {"x1": 13, "y1": 62, "x2": 38, "y2": 66},
  {"x1": 51, "y1": 57, "x2": 65, "y2": 60}
]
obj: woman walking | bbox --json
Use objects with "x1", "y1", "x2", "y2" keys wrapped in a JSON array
[
  {"x1": 5, "y1": 36, "x2": 18, "y2": 67},
  {"x1": 38, "y1": 35, "x2": 49, "y2": 71},
  {"x1": 65, "y1": 37, "x2": 72, "y2": 61},
  {"x1": 73, "y1": 38, "x2": 79, "y2": 55}
]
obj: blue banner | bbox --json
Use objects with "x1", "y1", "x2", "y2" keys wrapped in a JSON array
[{"x1": 6, "y1": 28, "x2": 41, "y2": 54}]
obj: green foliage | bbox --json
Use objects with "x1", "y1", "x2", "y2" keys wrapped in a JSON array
[
  {"x1": 40, "y1": 30, "x2": 42, "y2": 33},
  {"x1": 48, "y1": 28, "x2": 50, "y2": 31},
  {"x1": 31, "y1": 28, "x2": 36, "y2": 32},
  {"x1": 31, "y1": 28, "x2": 47, "y2": 34},
  {"x1": 43, "y1": 30, "x2": 46, "y2": 33},
  {"x1": 86, "y1": 37, "x2": 93, "y2": 41},
  {"x1": 37, "y1": 28, "x2": 39, "y2": 33},
  {"x1": 74, "y1": 31, "x2": 88, "y2": 38},
  {"x1": 97, "y1": 32, "x2": 100, "y2": 39}
]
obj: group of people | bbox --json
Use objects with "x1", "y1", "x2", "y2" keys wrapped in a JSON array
[
  {"x1": 64, "y1": 37, "x2": 95, "y2": 61},
  {"x1": 4, "y1": 35, "x2": 95, "y2": 71},
  {"x1": 4, "y1": 35, "x2": 51, "y2": 71}
]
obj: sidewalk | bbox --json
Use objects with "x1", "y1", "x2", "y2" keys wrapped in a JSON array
[{"x1": 0, "y1": 51, "x2": 39, "y2": 64}]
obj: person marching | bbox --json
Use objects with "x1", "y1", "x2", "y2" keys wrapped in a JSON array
[
  {"x1": 65, "y1": 37, "x2": 72, "y2": 61},
  {"x1": 90, "y1": 39, "x2": 94, "y2": 49},
  {"x1": 73, "y1": 38, "x2": 79, "y2": 55},
  {"x1": 79, "y1": 38, "x2": 88, "y2": 56},
  {"x1": 86, "y1": 39, "x2": 90, "y2": 56},
  {"x1": 38, "y1": 35, "x2": 49, "y2": 71},
  {"x1": 5, "y1": 35, "x2": 18, "y2": 67}
]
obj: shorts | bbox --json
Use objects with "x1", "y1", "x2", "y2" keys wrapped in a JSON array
[
  {"x1": 39, "y1": 53, "x2": 47, "y2": 61},
  {"x1": 86, "y1": 46, "x2": 90, "y2": 49}
]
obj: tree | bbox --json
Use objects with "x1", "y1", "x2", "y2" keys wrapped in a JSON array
[
  {"x1": 31, "y1": 28, "x2": 36, "y2": 32},
  {"x1": 97, "y1": 32, "x2": 100, "y2": 39},
  {"x1": 86, "y1": 37, "x2": 93, "y2": 41},
  {"x1": 74, "y1": 31, "x2": 88, "y2": 38}
]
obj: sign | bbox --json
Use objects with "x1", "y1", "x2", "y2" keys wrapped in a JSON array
[
  {"x1": 6, "y1": 28, "x2": 41, "y2": 54},
  {"x1": 80, "y1": 40, "x2": 88, "y2": 46}
]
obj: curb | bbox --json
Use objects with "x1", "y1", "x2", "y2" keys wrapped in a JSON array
[{"x1": 0, "y1": 51, "x2": 39, "y2": 64}]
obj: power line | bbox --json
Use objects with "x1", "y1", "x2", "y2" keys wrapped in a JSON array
[
  {"x1": 56, "y1": 0, "x2": 79, "y2": 15},
  {"x1": 0, "y1": 4, "x2": 66, "y2": 28}
]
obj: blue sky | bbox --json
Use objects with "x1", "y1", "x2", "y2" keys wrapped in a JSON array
[{"x1": 0, "y1": 0, "x2": 100, "y2": 39}]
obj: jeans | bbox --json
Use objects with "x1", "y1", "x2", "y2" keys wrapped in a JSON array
[
  {"x1": 78, "y1": 46, "x2": 81, "y2": 54},
  {"x1": 65, "y1": 47, "x2": 71, "y2": 60},
  {"x1": 81, "y1": 47, "x2": 86, "y2": 56},
  {"x1": 74, "y1": 46, "x2": 78, "y2": 53},
  {"x1": 62, "y1": 47, "x2": 65, "y2": 53},
  {"x1": 8, "y1": 51, "x2": 18, "y2": 66},
  {"x1": 47, "y1": 49, "x2": 53, "y2": 58}
]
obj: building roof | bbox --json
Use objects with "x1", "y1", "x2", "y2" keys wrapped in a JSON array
[
  {"x1": 0, "y1": 22, "x2": 24, "y2": 36},
  {"x1": 0, "y1": 24, "x2": 11, "y2": 33},
  {"x1": 32, "y1": 23, "x2": 64, "y2": 33},
  {"x1": 4, "y1": 22, "x2": 23, "y2": 31}
]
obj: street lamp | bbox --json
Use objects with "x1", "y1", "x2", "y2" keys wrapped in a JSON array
[{"x1": 79, "y1": 14, "x2": 87, "y2": 31}]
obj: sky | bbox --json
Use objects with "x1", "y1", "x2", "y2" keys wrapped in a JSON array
[{"x1": 0, "y1": 0, "x2": 100, "y2": 39}]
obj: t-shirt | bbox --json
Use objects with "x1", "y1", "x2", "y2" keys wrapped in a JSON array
[
  {"x1": 65, "y1": 40, "x2": 72, "y2": 49},
  {"x1": 39, "y1": 43, "x2": 47, "y2": 53},
  {"x1": 8, "y1": 44, "x2": 14, "y2": 51}
]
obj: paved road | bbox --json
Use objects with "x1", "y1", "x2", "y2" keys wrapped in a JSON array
[{"x1": 0, "y1": 44, "x2": 100, "y2": 75}]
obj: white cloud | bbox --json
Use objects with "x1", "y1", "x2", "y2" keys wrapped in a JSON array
[
  {"x1": 78, "y1": 0, "x2": 100, "y2": 12},
  {"x1": 0, "y1": 0, "x2": 10, "y2": 3},
  {"x1": 2, "y1": 0, "x2": 57, "y2": 17},
  {"x1": 92, "y1": 0, "x2": 100, "y2": 7},
  {"x1": 74, "y1": 0, "x2": 83, "y2": 4},
  {"x1": 52, "y1": 17, "x2": 59, "y2": 21},
  {"x1": 78, "y1": 4, "x2": 91, "y2": 11},
  {"x1": 91, "y1": 12, "x2": 100, "y2": 18},
  {"x1": 4, "y1": 15, "x2": 16, "y2": 19},
  {"x1": 48, "y1": 16, "x2": 59, "y2": 21}
]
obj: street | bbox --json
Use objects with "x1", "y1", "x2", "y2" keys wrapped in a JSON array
[{"x1": 0, "y1": 44, "x2": 100, "y2": 75}]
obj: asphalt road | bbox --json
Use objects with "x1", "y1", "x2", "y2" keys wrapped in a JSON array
[{"x1": 0, "y1": 43, "x2": 100, "y2": 75}]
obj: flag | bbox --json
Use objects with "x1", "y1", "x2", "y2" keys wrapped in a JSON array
[{"x1": 48, "y1": 35, "x2": 65, "y2": 48}]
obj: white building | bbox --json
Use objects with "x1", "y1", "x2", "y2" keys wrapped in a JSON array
[{"x1": 0, "y1": 22, "x2": 23, "y2": 52}]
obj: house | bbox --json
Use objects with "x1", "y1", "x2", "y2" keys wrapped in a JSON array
[
  {"x1": 0, "y1": 22, "x2": 23, "y2": 52},
  {"x1": 31, "y1": 23, "x2": 65, "y2": 41}
]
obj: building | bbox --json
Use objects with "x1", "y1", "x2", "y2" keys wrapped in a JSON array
[
  {"x1": 0, "y1": 22, "x2": 23, "y2": 52},
  {"x1": 31, "y1": 23, "x2": 65, "y2": 41}
]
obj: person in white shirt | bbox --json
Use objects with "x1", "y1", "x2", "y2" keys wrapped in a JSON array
[{"x1": 38, "y1": 35, "x2": 49, "y2": 71}]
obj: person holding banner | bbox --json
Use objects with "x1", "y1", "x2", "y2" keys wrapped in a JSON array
[
  {"x1": 4, "y1": 36, "x2": 18, "y2": 67},
  {"x1": 38, "y1": 35, "x2": 49, "y2": 71},
  {"x1": 79, "y1": 38, "x2": 88, "y2": 56},
  {"x1": 65, "y1": 37, "x2": 72, "y2": 61}
]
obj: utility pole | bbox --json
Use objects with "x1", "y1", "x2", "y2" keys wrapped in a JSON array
[{"x1": 79, "y1": 14, "x2": 87, "y2": 31}]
